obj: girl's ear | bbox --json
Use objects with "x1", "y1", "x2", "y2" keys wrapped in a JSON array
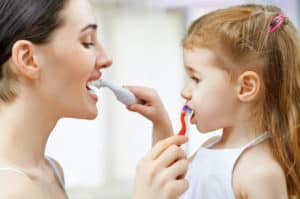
[
  {"x1": 10, "y1": 40, "x2": 40, "y2": 80},
  {"x1": 237, "y1": 70, "x2": 260, "y2": 102}
]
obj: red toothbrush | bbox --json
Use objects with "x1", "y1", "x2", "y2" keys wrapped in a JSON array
[{"x1": 178, "y1": 105, "x2": 192, "y2": 136}]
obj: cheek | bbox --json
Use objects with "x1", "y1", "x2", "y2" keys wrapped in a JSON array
[
  {"x1": 193, "y1": 83, "x2": 236, "y2": 127},
  {"x1": 37, "y1": 44, "x2": 96, "y2": 98},
  {"x1": 48, "y1": 44, "x2": 95, "y2": 79},
  {"x1": 58, "y1": 43, "x2": 95, "y2": 68}
]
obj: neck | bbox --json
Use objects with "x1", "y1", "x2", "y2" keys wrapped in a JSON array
[
  {"x1": 218, "y1": 108, "x2": 265, "y2": 148},
  {"x1": 0, "y1": 96, "x2": 59, "y2": 168}
]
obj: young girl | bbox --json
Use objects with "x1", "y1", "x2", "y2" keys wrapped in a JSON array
[
  {"x1": 128, "y1": 4, "x2": 300, "y2": 199},
  {"x1": 0, "y1": 0, "x2": 189, "y2": 198}
]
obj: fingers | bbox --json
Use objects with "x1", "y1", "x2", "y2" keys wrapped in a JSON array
[
  {"x1": 165, "y1": 179, "x2": 189, "y2": 198},
  {"x1": 156, "y1": 145, "x2": 187, "y2": 168},
  {"x1": 126, "y1": 86, "x2": 157, "y2": 102},
  {"x1": 127, "y1": 103, "x2": 152, "y2": 117},
  {"x1": 147, "y1": 135, "x2": 188, "y2": 160},
  {"x1": 153, "y1": 159, "x2": 189, "y2": 191},
  {"x1": 126, "y1": 86, "x2": 160, "y2": 118},
  {"x1": 166, "y1": 159, "x2": 189, "y2": 180}
]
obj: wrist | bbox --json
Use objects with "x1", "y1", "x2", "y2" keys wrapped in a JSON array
[{"x1": 152, "y1": 123, "x2": 173, "y2": 146}]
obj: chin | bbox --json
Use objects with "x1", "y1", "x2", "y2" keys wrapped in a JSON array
[
  {"x1": 196, "y1": 125, "x2": 218, "y2": 134},
  {"x1": 68, "y1": 108, "x2": 98, "y2": 120},
  {"x1": 82, "y1": 110, "x2": 98, "y2": 120}
]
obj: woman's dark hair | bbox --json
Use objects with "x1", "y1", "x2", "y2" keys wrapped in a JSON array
[{"x1": 0, "y1": 0, "x2": 68, "y2": 101}]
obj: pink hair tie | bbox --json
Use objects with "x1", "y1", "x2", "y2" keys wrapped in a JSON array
[{"x1": 268, "y1": 13, "x2": 286, "y2": 34}]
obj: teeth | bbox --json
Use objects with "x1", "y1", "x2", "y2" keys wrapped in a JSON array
[
  {"x1": 86, "y1": 81, "x2": 98, "y2": 93},
  {"x1": 89, "y1": 88, "x2": 96, "y2": 95},
  {"x1": 87, "y1": 82, "x2": 92, "y2": 89}
]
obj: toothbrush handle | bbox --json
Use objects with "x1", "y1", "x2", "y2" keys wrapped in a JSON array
[
  {"x1": 99, "y1": 79, "x2": 142, "y2": 106},
  {"x1": 114, "y1": 87, "x2": 141, "y2": 106},
  {"x1": 178, "y1": 111, "x2": 187, "y2": 136}
]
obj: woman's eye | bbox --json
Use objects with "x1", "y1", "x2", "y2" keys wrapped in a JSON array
[{"x1": 82, "y1": 42, "x2": 95, "y2": 48}]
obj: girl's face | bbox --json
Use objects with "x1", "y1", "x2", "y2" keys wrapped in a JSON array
[
  {"x1": 181, "y1": 48, "x2": 239, "y2": 133},
  {"x1": 34, "y1": 0, "x2": 112, "y2": 119}
]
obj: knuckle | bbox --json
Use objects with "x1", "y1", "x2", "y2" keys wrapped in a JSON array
[
  {"x1": 148, "y1": 89, "x2": 158, "y2": 98},
  {"x1": 148, "y1": 162, "x2": 161, "y2": 179},
  {"x1": 157, "y1": 140, "x2": 168, "y2": 150},
  {"x1": 179, "y1": 149, "x2": 187, "y2": 159},
  {"x1": 169, "y1": 145, "x2": 183, "y2": 156},
  {"x1": 169, "y1": 145, "x2": 179, "y2": 152},
  {"x1": 156, "y1": 140, "x2": 164, "y2": 148},
  {"x1": 154, "y1": 170, "x2": 167, "y2": 187}
]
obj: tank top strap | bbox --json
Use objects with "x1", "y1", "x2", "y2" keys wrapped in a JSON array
[
  {"x1": 205, "y1": 136, "x2": 222, "y2": 148},
  {"x1": 45, "y1": 156, "x2": 65, "y2": 190},
  {"x1": 241, "y1": 131, "x2": 271, "y2": 151},
  {"x1": 0, "y1": 167, "x2": 28, "y2": 177}
]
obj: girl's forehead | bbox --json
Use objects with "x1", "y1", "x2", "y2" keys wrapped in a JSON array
[{"x1": 183, "y1": 48, "x2": 219, "y2": 70}]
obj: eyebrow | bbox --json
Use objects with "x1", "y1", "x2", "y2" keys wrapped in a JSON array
[
  {"x1": 186, "y1": 65, "x2": 197, "y2": 73},
  {"x1": 80, "y1": 24, "x2": 98, "y2": 32},
  {"x1": 186, "y1": 65, "x2": 202, "y2": 75}
]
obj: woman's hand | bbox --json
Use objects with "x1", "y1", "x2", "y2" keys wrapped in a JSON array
[
  {"x1": 133, "y1": 135, "x2": 189, "y2": 199},
  {"x1": 126, "y1": 86, "x2": 174, "y2": 145}
]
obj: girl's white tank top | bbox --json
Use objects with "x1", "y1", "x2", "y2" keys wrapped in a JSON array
[{"x1": 180, "y1": 132, "x2": 270, "y2": 199}]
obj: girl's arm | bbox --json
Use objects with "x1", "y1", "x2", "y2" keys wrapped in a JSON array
[
  {"x1": 235, "y1": 160, "x2": 288, "y2": 199},
  {"x1": 126, "y1": 86, "x2": 174, "y2": 146}
]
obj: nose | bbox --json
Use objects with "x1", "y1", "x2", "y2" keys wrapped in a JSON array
[
  {"x1": 180, "y1": 85, "x2": 192, "y2": 101},
  {"x1": 95, "y1": 45, "x2": 112, "y2": 70}
]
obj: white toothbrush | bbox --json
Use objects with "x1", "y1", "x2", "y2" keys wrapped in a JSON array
[{"x1": 88, "y1": 79, "x2": 142, "y2": 106}]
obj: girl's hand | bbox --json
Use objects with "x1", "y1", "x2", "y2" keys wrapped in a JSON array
[
  {"x1": 133, "y1": 135, "x2": 189, "y2": 199},
  {"x1": 126, "y1": 86, "x2": 174, "y2": 145}
]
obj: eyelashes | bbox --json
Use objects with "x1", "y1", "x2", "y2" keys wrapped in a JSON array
[
  {"x1": 191, "y1": 76, "x2": 200, "y2": 83},
  {"x1": 82, "y1": 42, "x2": 95, "y2": 48}
]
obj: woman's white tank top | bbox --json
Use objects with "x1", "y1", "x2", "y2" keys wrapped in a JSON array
[
  {"x1": 0, "y1": 156, "x2": 65, "y2": 190},
  {"x1": 180, "y1": 132, "x2": 270, "y2": 199}
]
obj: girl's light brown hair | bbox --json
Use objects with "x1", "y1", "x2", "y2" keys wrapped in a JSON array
[{"x1": 183, "y1": 4, "x2": 300, "y2": 198}]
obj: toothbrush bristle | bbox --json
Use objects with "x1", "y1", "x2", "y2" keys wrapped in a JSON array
[
  {"x1": 182, "y1": 105, "x2": 192, "y2": 114},
  {"x1": 89, "y1": 79, "x2": 102, "y2": 88}
]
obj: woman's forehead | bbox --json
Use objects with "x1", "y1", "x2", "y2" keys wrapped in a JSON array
[{"x1": 60, "y1": 0, "x2": 97, "y2": 29}]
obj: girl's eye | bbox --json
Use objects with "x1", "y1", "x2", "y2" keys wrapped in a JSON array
[
  {"x1": 191, "y1": 76, "x2": 200, "y2": 83},
  {"x1": 82, "y1": 42, "x2": 95, "y2": 48}
]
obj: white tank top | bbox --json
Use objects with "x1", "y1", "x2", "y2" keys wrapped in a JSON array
[
  {"x1": 180, "y1": 132, "x2": 270, "y2": 199},
  {"x1": 0, "y1": 156, "x2": 65, "y2": 190}
]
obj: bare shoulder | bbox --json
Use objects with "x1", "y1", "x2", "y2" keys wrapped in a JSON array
[
  {"x1": 0, "y1": 172, "x2": 46, "y2": 198},
  {"x1": 188, "y1": 136, "x2": 220, "y2": 163},
  {"x1": 233, "y1": 146, "x2": 288, "y2": 199}
]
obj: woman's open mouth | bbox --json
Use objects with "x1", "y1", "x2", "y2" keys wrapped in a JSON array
[{"x1": 86, "y1": 80, "x2": 99, "y2": 101}]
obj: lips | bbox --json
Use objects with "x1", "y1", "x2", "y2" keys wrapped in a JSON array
[
  {"x1": 185, "y1": 105, "x2": 195, "y2": 124},
  {"x1": 88, "y1": 72, "x2": 101, "y2": 82},
  {"x1": 86, "y1": 72, "x2": 101, "y2": 91},
  {"x1": 191, "y1": 112, "x2": 196, "y2": 124}
]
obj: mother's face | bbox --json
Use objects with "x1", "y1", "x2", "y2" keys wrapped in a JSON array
[{"x1": 34, "y1": 0, "x2": 112, "y2": 119}]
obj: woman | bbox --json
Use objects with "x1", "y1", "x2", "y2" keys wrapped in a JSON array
[{"x1": 0, "y1": 0, "x2": 188, "y2": 198}]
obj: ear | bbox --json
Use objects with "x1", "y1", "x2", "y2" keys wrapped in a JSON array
[
  {"x1": 237, "y1": 71, "x2": 260, "y2": 102},
  {"x1": 11, "y1": 40, "x2": 40, "y2": 80}
]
